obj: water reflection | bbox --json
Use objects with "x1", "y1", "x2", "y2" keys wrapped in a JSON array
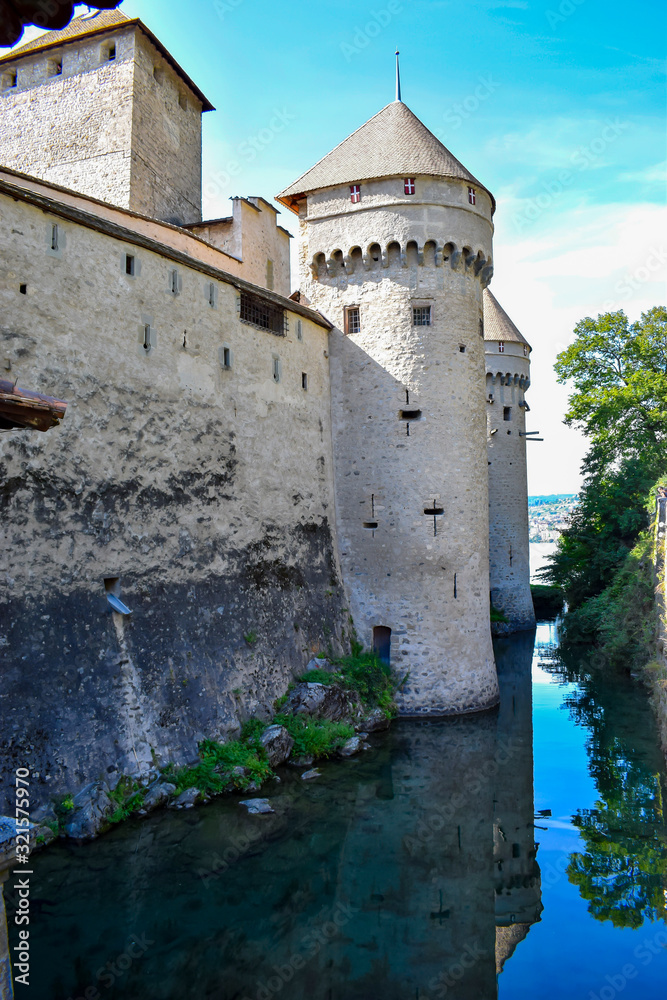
[
  {"x1": 9, "y1": 637, "x2": 543, "y2": 999},
  {"x1": 493, "y1": 631, "x2": 543, "y2": 972},
  {"x1": 539, "y1": 643, "x2": 667, "y2": 931}
]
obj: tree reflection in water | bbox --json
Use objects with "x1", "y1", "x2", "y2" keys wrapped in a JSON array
[{"x1": 539, "y1": 641, "x2": 667, "y2": 929}]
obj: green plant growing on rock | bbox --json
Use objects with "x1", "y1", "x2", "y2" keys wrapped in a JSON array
[
  {"x1": 243, "y1": 631, "x2": 258, "y2": 646},
  {"x1": 490, "y1": 605, "x2": 509, "y2": 624},
  {"x1": 273, "y1": 714, "x2": 354, "y2": 758}
]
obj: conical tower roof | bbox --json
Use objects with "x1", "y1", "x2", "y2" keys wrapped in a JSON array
[
  {"x1": 276, "y1": 100, "x2": 494, "y2": 213},
  {"x1": 483, "y1": 289, "x2": 531, "y2": 351}
]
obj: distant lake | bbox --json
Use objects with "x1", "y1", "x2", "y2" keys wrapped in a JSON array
[{"x1": 530, "y1": 541, "x2": 558, "y2": 582}]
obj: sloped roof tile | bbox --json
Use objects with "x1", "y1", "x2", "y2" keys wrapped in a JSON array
[
  {"x1": 483, "y1": 289, "x2": 531, "y2": 350},
  {"x1": 277, "y1": 100, "x2": 494, "y2": 212}
]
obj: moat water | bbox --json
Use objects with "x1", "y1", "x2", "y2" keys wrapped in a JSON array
[{"x1": 7, "y1": 623, "x2": 667, "y2": 999}]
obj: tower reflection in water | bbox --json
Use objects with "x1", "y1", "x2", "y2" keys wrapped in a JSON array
[{"x1": 5, "y1": 632, "x2": 542, "y2": 1000}]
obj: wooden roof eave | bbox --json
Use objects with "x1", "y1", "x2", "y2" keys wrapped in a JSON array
[{"x1": 0, "y1": 379, "x2": 68, "y2": 432}]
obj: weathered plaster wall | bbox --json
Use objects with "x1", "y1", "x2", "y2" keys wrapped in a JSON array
[
  {"x1": 0, "y1": 26, "x2": 203, "y2": 225},
  {"x1": 486, "y1": 343, "x2": 535, "y2": 631},
  {"x1": 0, "y1": 192, "x2": 344, "y2": 814},
  {"x1": 188, "y1": 197, "x2": 292, "y2": 296},
  {"x1": 299, "y1": 176, "x2": 499, "y2": 716}
]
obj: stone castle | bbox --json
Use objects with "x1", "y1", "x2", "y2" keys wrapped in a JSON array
[{"x1": 0, "y1": 10, "x2": 535, "y2": 808}]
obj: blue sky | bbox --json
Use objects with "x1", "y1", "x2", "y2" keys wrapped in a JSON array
[{"x1": 6, "y1": 0, "x2": 666, "y2": 493}]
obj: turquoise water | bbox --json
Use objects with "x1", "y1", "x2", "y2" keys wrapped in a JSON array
[{"x1": 7, "y1": 624, "x2": 667, "y2": 998}]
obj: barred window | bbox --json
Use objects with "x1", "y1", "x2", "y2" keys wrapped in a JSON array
[
  {"x1": 239, "y1": 291, "x2": 285, "y2": 336},
  {"x1": 344, "y1": 306, "x2": 361, "y2": 335},
  {"x1": 413, "y1": 306, "x2": 432, "y2": 327}
]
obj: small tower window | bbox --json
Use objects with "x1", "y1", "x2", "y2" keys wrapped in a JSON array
[
  {"x1": 220, "y1": 345, "x2": 232, "y2": 369},
  {"x1": 169, "y1": 269, "x2": 179, "y2": 295},
  {"x1": 498, "y1": 341, "x2": 505, "y2": 353},
  {"x1": 344, "y1": 306, "x2": 361, "y2": 335},
  {"x1": 107, "y1": 43, "x2": 116, "y2": 62},
  {"x1": 2, "y1": 69, "x2": 17, "y2": 90},
  {"x1": 504, "y1": 406, "x2": 512, "y2": 421},
  {"x1": 266, "y1": 258, "x2": 274, "y2": 290},
  {"x1": 50, "y1": 224, "x2": 59, "y2": 251},
  {"x1": 153, "y1": 66, "x2": 164, "y2": 84},
  {"x1": 272, "y1": 356, "x2": 281, "y2": 383},
  {"x1": 207, "y1": 282, "x2": 216, "y2": 307},
  {"x1": 302, "y1": 372, "x2": 308, "y2": 391},
  {"x1": 296, "y1": 319, "x2": 303, "y2": 341},
  {"x1": 468, "y1": 187, "x2": 476, "y2": 205},
  {"x1": 523, "y1": 344, "x2": 528, "y2": 356},
  {"x1": 350, "y1": 184, "x2": 361, "y2": 204},
  {"x1": 404, "y1": 178, "x2": 416, "y2": 195},
  {"x1": 413, "y1": 306, "x2": 432, "y2": 327},
  {"x1": 48, "y1": 58, "x2": 62, "y2": 77},
  {"x1": 125, "y1": 253, "x2": 135, "y2": 275},
  {"x1": 143, "y1": 324, "x2": 152, "y2": 352},
  {"x1": 178, "y1": 91, "x2": 187, "y2": 110}
]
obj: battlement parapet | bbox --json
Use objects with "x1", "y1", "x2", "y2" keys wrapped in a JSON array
[{"x1": 310, "y1": 239, "x2": 493, "y2": 286}]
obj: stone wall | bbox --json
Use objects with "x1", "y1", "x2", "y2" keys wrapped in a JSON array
[
  {"x1": 0, "y1": 190, "x2": 345, "y2": 814},
  {"x1": 486, "y1": 344, "x2": 535, "y2": 631},
  {"x1": 188, "y1": 197, "x2": 292, "y2": 297},
  {"x1": 299, "y1": 175, "x2": 499, "y2": 716},
  {"x1": 129, "y1": 31, "x2": 203, "y2": 225},
  {"x1": 0, "y1": 25, "x2": 204, "y2": 225}
]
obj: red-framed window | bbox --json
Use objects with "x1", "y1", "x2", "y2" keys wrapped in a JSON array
[
  {"x1": 404, "y1": 177, "x2": 416, "y2": 195},
  {"x1": 468, "y1": 187, "x2": 476, "y2": 205},
  {"x1": 350, "y1": 184, "x2": 361, "y2": 204}
]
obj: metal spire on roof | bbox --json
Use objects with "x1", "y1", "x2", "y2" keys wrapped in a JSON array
[{"x1": 395, "y1": 49, "x2": 402, "y2": 102}]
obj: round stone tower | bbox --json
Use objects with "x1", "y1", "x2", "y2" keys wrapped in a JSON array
[
  {"x1": 484, "y1": 289, "x2": 536, "y2": 631},
  {"x1": 278, "y1": 100, "x2": 499, "y2": 715}
]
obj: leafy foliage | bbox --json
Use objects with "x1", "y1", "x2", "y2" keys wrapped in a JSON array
[
  {"x1": 540, "y1": 645, "x2": 667, "y2": 929},
  {"x1": 530, "y1": 584, "x2": 565, "y2": 620},
  {"x1": 544, "y1": 307, "x2": 667, "y2": 620},
  {"x1": 273, "y1": 714, "x2": 354, "y2": 758},
  {"x1": 560, "y1": 532, "x2": 657, "y2": 672}
]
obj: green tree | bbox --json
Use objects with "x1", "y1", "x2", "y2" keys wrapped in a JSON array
[{"x1": 543, "y1": 307, "x2": 667, "y2": 609}]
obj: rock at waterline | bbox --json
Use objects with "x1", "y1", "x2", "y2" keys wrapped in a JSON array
[
  {"x1": 143, "y1": 782, "x2": 176, "y2": 812},
  {"x1": 239, "y1": 798, "x2": 274, "y2": 814},
  {"x1": 62, "y1": 781, "x2": 115, "y2": 840},
  {"x1": 355, "y1": 708, "x2": 390, "y2": 732},
  {"x1": 259, "y1": 724, "x2": 294, "y2": 766},
  {"x1": 169, "y1": 788, "x2": 201, "y2": 809},
  {"x1": 301, "y1": 769, "x2": 321, "y2": 780},
  {"x1": 289, "y1": 756, "x2": 314, "y2": 767},
  {"x1": 284, "y1": 682, "x2": 360, "y2": 722},
  {"x1": 339, "y1": 737, "x2": 364, "y2": 758}
]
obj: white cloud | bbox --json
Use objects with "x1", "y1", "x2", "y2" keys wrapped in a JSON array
[{"x1": 490, "y1": 201, "x2": 667, "y2": 495}]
